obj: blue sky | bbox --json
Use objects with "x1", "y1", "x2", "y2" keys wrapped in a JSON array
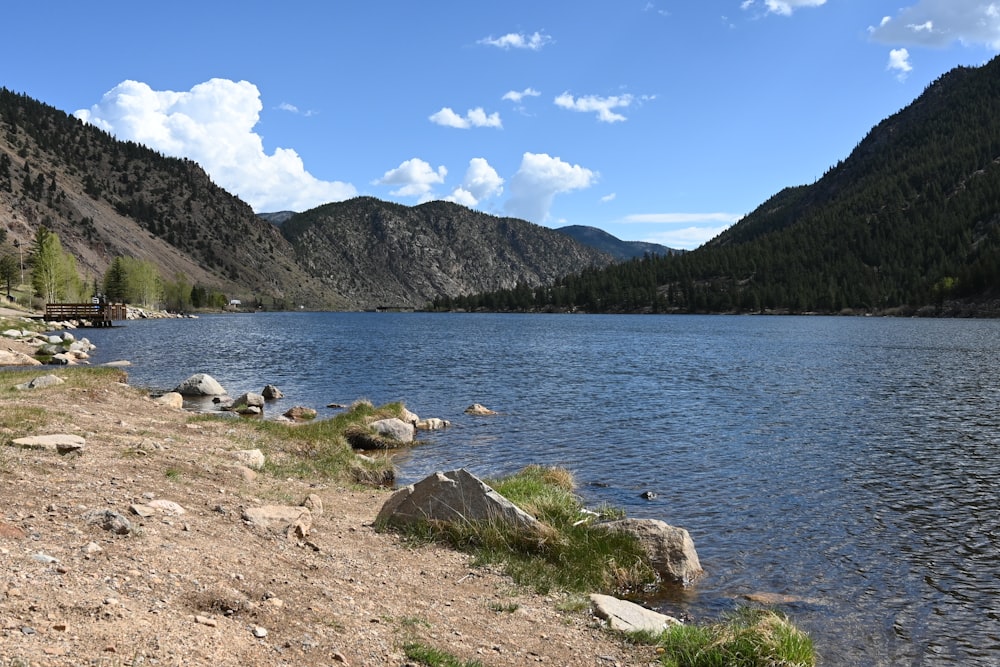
[{"x1": 2, "y1": 1, "x2": 998, "y2": 249}]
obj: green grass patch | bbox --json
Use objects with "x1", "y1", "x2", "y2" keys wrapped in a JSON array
[
  {"x1": 649, "y1": 606, "x2": 816, "y2": 667},
  {"x1": 204, "y1": 399, "x2": 401, "y2": 487},
  {"x1": 402, "y1": 642, "x2": 483, "y2": 667},
  {"x1": 390, "y1": 465, "x2": 657, "y2": 595}
]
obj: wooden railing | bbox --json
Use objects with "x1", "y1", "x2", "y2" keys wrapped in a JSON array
[{"x1": 44, "y1": 302, "x2": 128, "y2": 327}]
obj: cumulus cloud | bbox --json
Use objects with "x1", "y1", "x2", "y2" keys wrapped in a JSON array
[
  {"x1": 374, "y1": 158, "x2": 447, "y2": 201},
  {"x1": 554, "y1": 92, "x2": 641, "y2": 123},
  {"x1": 504, "y1": 152, "x2": 598, "y2": 223},
  {"x1": 478, "y1": 31, "x2": 552, "y2": 50},
  {"x1": 445, "y1": 158, "x2": 504, "y2": 207},
  {"x1": 869, "y1": 0, "x2": 1000, "y2": 49},
  {"x1": 888, "y1": 48, "x2": 914, "y2": 80},
  {"x1": 74, "y1": 78, "x2": 356, "y2": 212},
  {"x1": 741, "y1": 0, "x2": 827, "y2": 16},
  {"x1": 429, "y1": 107, "x2": 502, "y2": 129}
]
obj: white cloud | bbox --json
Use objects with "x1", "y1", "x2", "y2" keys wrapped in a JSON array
[
  {"x1": 502, "y1": 88, "x2": 541, "y2": 104},
  {"x1": 621, "y1": 212, "x2": 740, "y2": 250},
  {"x1": 374, "y1": 158, "x2": 447, "y2": 201},
  {"x1": 741, "y1": 0, "x2": 827, "y2": 16},
  {"x1": 869, "y1": 0, "x2": 1000, "y2": 49},
  {"x1": 478, "y1": 31, "x2": 552, "y2": 50},
  {"x1": 445, "y1": 158, "x2": 504, "y2": 206},
  {"x1": 504, "y1": 152, "x2": 598, "y2": 223},
  {"x1": 554, "y1": 92, "x2": 638, "y2": 123},
  {"x1": 74, "y1": 78, "x2": 356, "y2": 212},
  {"x1": 600, "y1": 193, "x2": 617, "y2": 203},
  {"x1": 888, "y1": 48, "x2": 914, "y2": 80},
  {"x1": 429, "y1": 107, "x2": 502, "y2": 129}
]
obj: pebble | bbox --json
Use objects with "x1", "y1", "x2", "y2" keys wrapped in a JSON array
[
  {"x1": 195, "y1": 615, "x2": 218, "y2": 627},
  {"x1": 252, "y1": 625, "x2": 268, "y2": 638}
]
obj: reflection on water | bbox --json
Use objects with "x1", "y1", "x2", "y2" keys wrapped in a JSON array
[{"x1": 81, "y1": 312, "x2": 1000, "y2": 666}]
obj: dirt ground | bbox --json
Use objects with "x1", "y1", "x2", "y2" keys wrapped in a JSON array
[{"x1": 0, "y1": 315, "x2": 659, "y2": 666}]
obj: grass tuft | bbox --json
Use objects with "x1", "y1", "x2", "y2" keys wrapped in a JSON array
[
  {"x1": 652, "y1": 606, "x2": 816, "y2": 667},
  {"x1": 403, "y1": 641, "x2": 483, "y2": 667}
]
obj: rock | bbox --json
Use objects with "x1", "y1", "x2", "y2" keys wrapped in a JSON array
[
  {"x1": 102, "y1": 360, "x2": 132, "y2": 367},
  {"x1": 464, "y1": 403, "x2": 498, "y2": 416},
  {"x1": 252, "y1": 626, "x2": 268, "y2": 638},
  {"x1": 49, "y1": 353, "x2": 75, "y2": 365},
  {"x1": 231, "y1": 465, "x2": 258, "y2": 482},
  {"x1": 151, "y1": 392, "x2": 184, "y2": 409},
  {"x1": 242, "y1": 505, "x2": 312, "y2": 538},
  {"x1": 231, "y1": 449, "x2": 265, "y2": 471},
  {"x1": 377, "y1": 468, "x2": 541, "y2": 533},
  {"x1": 230, "y1": 392, "x2": 264, "y2": 413},
  {"x1": 0, "y1": 521, "x2": 26, "y2": 539},
  {"x1": 0, "y1": 350, "x2": 42, "y2": 366},
  {"x1": 283, "y1": 406, "x2": 317, "y2": 421},
  {"x1": 302, "y1": 494, "x2": 323, "y2": 516},
  {"x1": 11, "y1": 434, "x2": 85, "y2": 455},
  {"x1": 84, "y1": 509, "x2": 133, "y2": 535},
  {"x1": 589, "y1": 594, "x2": 683, "y2": 633},
  {"x1": 148, "y1": 499, "x2": 186, "y2": 515},
  {"x1": 596, "y1": 518, "x2": 703, "y2": 585},
  {"x1": 415, "y1": 418, "x2": 451, "y2": 430},
  {"x1": 14, "y1": 374, "x2": 65, "y2": 390},
  {"x1": 261, "y1": 384, "x2": 283, "y2": 400},
  {"x1": 173, "y1": 373, "x2": 226, "y2": 396},
  {"x1": 401, "y1": 407, "x2": 420, "y2": 424},
  {"x1": 195, "y1": 615, "x2": 218, "y2": 627},
  {"x1": 371, "y1": 418, "x2": 414, "y2": 443},
  {"x1": 641, "y1": 491, "x2": 657, "y2": 500},
  {"x1": 129, "y1": 504, "x2": 157, "y2": 518}
]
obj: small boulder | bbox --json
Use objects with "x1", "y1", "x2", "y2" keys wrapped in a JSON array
[
  {"x1": 231, "y1": 392, "x2": 265, "y2": 412},
  {"x1": 174, "y1": 373, "x2": 226, "y2": 396},
  {"x1": 371, "y1": 418, "x2": 414, "y2": 443},
  {"x1": 377, "y1": 468, "x2": 540, "y2": 533},
  {"x1": 242, "y1": 505, "x2": 312, "y2": 538},
  {"x1": 464, "y1": 403, "x2": 498, "y2": 416},
  {"x1": 14, "y1": 374, "x2": 65, "y2": 391},
  {"x1": 415, "y1": 417, "x2": 451, "y2": 430},
  {"x1": 151, "y1": 392, "x2": 184, "y2": 409},
  {"x1": 0, "y1": 350, "x2": 42, "y2": 367},
  {"x1": 589, "y1": 594, "x2": 683, "y2": 633},
  {"x1": 596, "y1": 518, "x2": 704, "y2": 585},
  {"x1": 11, "y1": 434, "x2": 85, "y2": 455},
  {"x1": 231, "y1": 449, "x2": 265, "y2": 471},
  {"x1": 261, "y1": 384, "x2": 283, "y2": 400},
  {"x1": 283, "y1": 406, "x2": 317, "y2": 421},
  {"x1": 83, "y1": 509, "x2": 132, "y2": 535}
]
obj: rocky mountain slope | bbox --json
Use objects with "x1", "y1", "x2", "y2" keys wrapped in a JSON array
[
  {"x1": 556, "y1": 224, "x2": 678, "y2": 261},
  {"x1": 279, "y1": 198, "x2": 612, "y2": 310},
  {"x1": 0, "y1": 89, "x2": 610, "y2": 310}
]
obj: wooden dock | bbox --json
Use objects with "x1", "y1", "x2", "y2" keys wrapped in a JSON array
[{"x1": 44, "y1": 302, "x2": 128, "y2": 327}]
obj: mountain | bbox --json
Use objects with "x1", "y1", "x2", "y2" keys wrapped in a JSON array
[
  {"x1": 0, "y1": 88, "x2": 609, "y2": 310},
  {"x1": 279, "y1": 198, "x2": 612, "y2": 310},
  {"x1": 555, "y1": 225, "x2": 679, "y2": 260},
  {"x1": 439, "y1": 56, "x2": 1000, "y2": 315}
]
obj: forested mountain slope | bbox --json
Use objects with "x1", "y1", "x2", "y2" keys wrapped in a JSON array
[{"x1": 437, "y1": 56, "x2": 1000, "y2": 315}]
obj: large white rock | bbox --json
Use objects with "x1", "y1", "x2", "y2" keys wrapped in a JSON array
[
  {"x1": 174, "y1": 373, "x2": 226, "y2": 396},
  {"x1": 0, "y1": 350, "x2": 42, "y2": 366},
  {"x1": 371, "y1": 418, "x2": 414, "y2": 443},
  {"x1": 377, "y1": 468, "x2": 540, "y2": 532},
  {"x1": 589, "y1": 594, "x2": 683, "y2": 633},
  {"x1": 11, "y1": 434, "x2": 85, "y2": 455}
]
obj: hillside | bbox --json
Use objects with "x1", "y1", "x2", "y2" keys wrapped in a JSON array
[
  {"x1": 440, "y1": 56, "x2": 1000, "y2": 315},
  {"x1": 556, "y1": 225, "x2": 678, "y2": 261},
  {"x1": 0, "y1": 89, "x2": 609, "y2": 311},
  {"x1": 280, "y1": 198, "x2": 612, "y2": 310}
]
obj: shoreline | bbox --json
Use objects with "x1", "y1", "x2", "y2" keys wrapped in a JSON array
[{"x1": 0, "y1": 319, "x2": 657, "y2": 665}]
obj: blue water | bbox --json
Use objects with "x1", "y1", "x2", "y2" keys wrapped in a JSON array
[{"x1": 80, "y1": 312, "x2": 1000, "y2": 666}]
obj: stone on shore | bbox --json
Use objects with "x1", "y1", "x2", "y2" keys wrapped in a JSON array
[
  {"x1": 11, "y1": 434, "x2": 85, "y2": 455},
  {"x1": 152, "y1": 392, "x2": 184, "y2": 409},
  {"x1": 596, "y1": 518, "x2": 704, "y2": 585},
  {"x1": 174, "y1": 373, "x2": 226, "y2": 396},
  {"x1": 283, "y1": 406, "x2": 317, "y2": 421},
  {"x1": 242, "y1": 505, "x2": 312, "y2": 538},
  {"x1": 261, "y1": 384, "x2": 283, "y2": 400},
  {"x1": 0, "y1": 350, "x2": 42, "y2": 366},
  {"x1": 14, "y1": 374, "x2": 65, "y2": 390},
  {"x1": 589, "y1": 594, "x2": 683, "y2": 633},
  {"x1": 377, "y1": 468, "x2": 541, "y2": 533},
  {"x1": 230, "y1": 449, "x2": 266, "y2": 471}
]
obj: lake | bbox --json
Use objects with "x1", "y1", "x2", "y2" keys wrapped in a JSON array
[{"x1": 80, "y1": 312, "x2": 1000, "y2": 666}]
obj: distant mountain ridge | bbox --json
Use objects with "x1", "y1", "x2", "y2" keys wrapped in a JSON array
[{"x1": 555, "y1": 225, "x2": 679, "y2": 260}]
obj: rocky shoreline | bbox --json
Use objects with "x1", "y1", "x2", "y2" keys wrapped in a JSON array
[{"x1": 1, "y1": 307, "x2": 677, "y2": 666}]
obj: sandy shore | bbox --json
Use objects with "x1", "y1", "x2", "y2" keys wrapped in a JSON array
[{"x1": 0, "y1": 323, "x2": 657, "y2": 666}]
